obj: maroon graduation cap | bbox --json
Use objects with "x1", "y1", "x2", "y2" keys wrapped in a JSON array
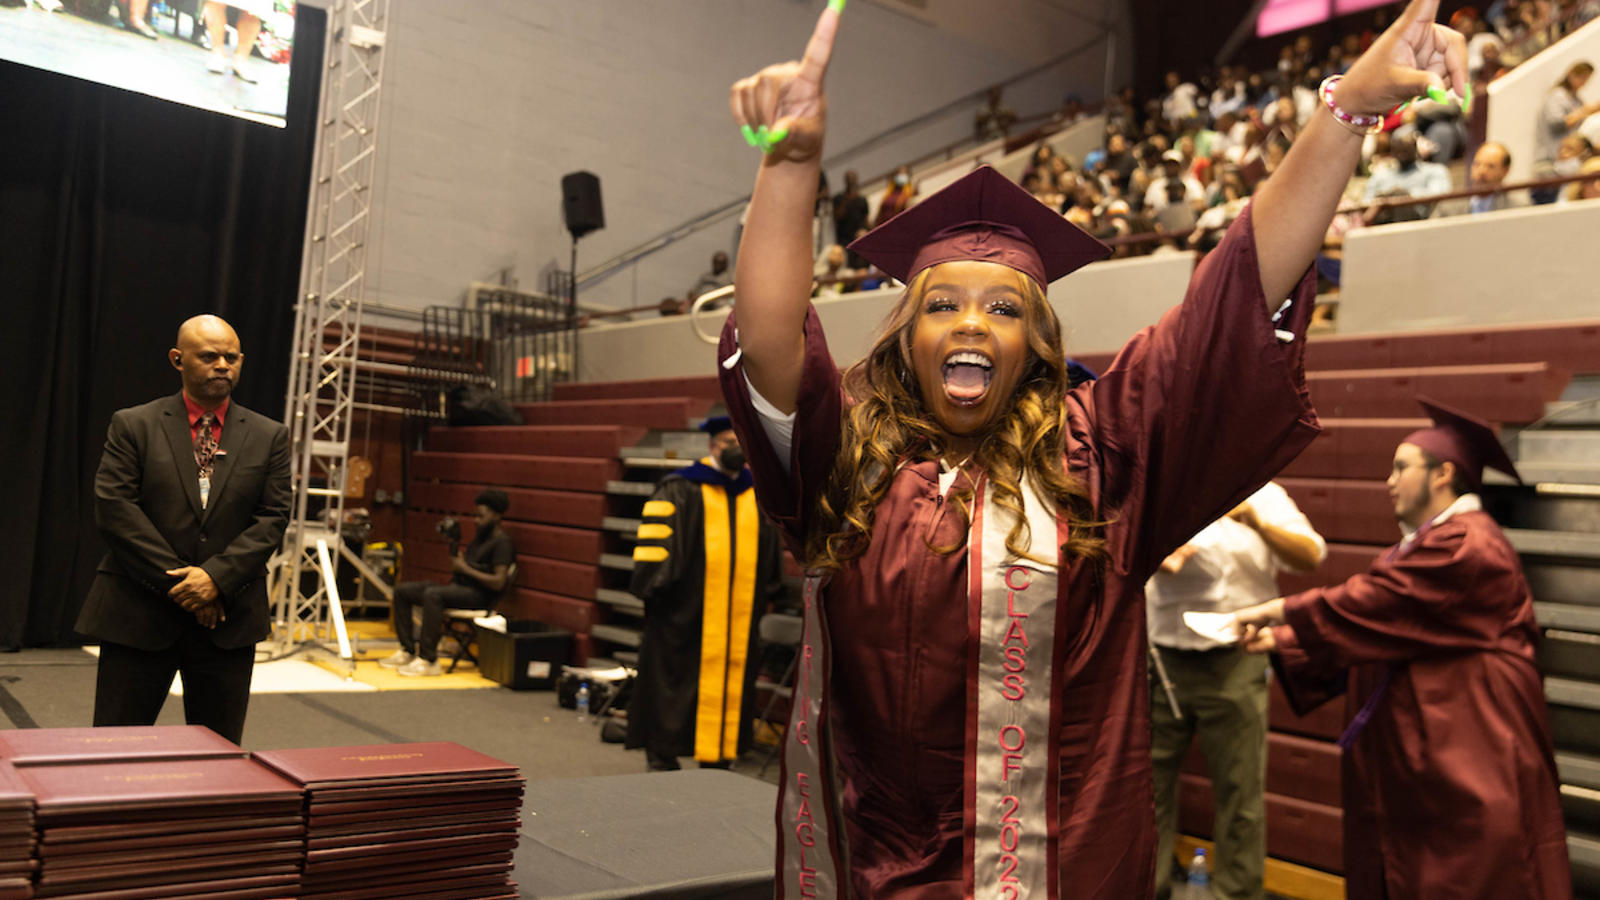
[
  {"x1": 1403, "y1": 396, "x2": 1523, "y2": 489},
  {"x1": 847, "y1": 165, "x2": 1110, "y2": 287}
]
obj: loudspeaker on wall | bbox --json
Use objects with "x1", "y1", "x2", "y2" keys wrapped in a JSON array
[{"x1": 561, "y1": 171, "x2": 605, "y2": 239}]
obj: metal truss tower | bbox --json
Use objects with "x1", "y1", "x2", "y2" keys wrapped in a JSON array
[{"x1": 270, "y1": 0, "x2": 392, "y2": 665}]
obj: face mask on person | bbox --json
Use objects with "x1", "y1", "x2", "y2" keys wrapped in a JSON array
[
  {"x1": 1554, "y1": 157, "x2": 1583, "y2": 176},
  {"x1": 718, "y1": 445, "x2": 747, "y2": 472},
  {"x1": 894, "y1": 173, "x2": 910, "y2": 187}
]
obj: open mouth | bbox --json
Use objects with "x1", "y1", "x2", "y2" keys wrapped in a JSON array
[{"x1": 942, "y1": 351, "x2": 993, "y2": 406}]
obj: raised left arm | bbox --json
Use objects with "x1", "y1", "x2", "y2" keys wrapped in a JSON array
[{"x1": 1251, "y1": 0, "x2": 1467, "y2": 305}]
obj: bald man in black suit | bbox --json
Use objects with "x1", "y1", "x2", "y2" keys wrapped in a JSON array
[{"x1": 76, "y1": 315, "x2": 291, "y2": 744}]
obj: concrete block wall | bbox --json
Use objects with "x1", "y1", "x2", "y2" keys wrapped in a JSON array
[{"x1": 345, "y1": 0, "x2": 1127, "y2": 319}]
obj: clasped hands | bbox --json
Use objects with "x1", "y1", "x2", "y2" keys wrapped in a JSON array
[
  {"x1": 1232, "y1": 598, "x2": 1287, "y2": 654},
  {"x1": 166, "y1": 566, "x2": 224, "y2": 629}
]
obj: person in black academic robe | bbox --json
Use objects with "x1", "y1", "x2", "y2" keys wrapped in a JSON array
[{"x1": 625, "y1": 417, "x2": 787, "y2": 771}]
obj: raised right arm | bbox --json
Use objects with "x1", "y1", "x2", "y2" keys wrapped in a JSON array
[{"x1": 727, "y1": 5, "x2": 839, "y2": 416}]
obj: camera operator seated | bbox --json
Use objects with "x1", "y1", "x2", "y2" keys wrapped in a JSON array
[{"x1": 381, "y1": 490, "x2": 516, "y2": 677}]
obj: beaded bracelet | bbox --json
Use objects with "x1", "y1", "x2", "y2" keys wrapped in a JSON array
[{"x1": 1318, "y1": 74, "x2": 1384, "y2": 135}]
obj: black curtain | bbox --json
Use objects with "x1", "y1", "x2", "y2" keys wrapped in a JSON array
[{"x1": 0, "y1": 7, "x2": 325, "y2": 650}]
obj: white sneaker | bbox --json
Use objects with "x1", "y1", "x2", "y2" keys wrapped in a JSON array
[
  {"x1": 207, "y1": 53, "x2": 227, "y2": 74},
  {"x1": 398, "y1": 658, "x2": 442, "y2": 677},
  {"x1": 377, "y1": 650, "x2": 414, "y2": 669}
]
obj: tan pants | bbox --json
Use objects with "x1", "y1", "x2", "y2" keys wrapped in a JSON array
[{"x1": 1149, "y1": 645, "x2": 1269, "y2": 900}]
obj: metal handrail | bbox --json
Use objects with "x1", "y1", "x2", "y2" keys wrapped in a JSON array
[
  {"x1": 1101, "y1": 170, "x2": 1600, "y2": 253},
  {"x1": 689, "y1": 285, "x2": 737, "y2": 346},
  {"x1": 575, "y1": 33, "x2": 1114, "y2": 293}
]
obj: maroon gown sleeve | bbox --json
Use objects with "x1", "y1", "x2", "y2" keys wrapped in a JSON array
[
  {"x1": 1268, "y1": 628, "x2": 1349, "y2": 716},
  {"x1": 1276, "y1": 516, "x2": 1530, "y2": 668},
  {"x1": 716, "y1": 306, "x2": 842, "y2": 552},
  {"x1": 1086, "y1": 203, "x2": 1321, "y2": 581}
]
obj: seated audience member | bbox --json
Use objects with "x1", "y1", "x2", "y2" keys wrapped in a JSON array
[
  {"x1": 1553, "y1": 133, "x2": 1595, "y2": 186},
  {"x1": 1565, "y1": 156, "x2": 1600, "y2": 202},
  {"x1": 1146, "y1": 150, "x2": 1204, "y2": 213},
  {"x1": 1363, "y1": 133, "x2": 1452, "y2": 218},
  {"x1": 1128, "y1": 168, "x2": 1153, "y2": 213},
  {"x1": 1236, "y1": 125, "x2": 1269, "y2": 187},
  {"x1": 1475, "y1": 38, "x2": 1511, "y2": 82},
  {"x1": 1533, "y1": 62, "x2": 1600, "y2": 203},
  {"x1": 658, "y1": 297, "x2": 686, "y2": 316},
  {"x1": 1048, "y1": 154, "x2": 1075, "y2": 186},
  {"x1": 1464, "y1": 15, "x2": 1507, "y2": 80},
  {"x1": 1211, "y1": 73, "x2": 1247, "y2": 119},
  {"x1": 1103, "y1": 132, "x2": 1140, "y2": 192},
  {"x1": 1264, "y1": 94, "x2": 1301, "y2": 147},
  {"x1": 1434, "y1": 142, "x2": 1530, "y2": 216},
  {"x1": 1191, "y1": 171, "x2": 1250, "y2": 253},
  {"x1": 813, "y1": 244, "x2": 856, "y2": 297},
  {"x1": 1035, "y1": 171, "x2": 1069, "y2": 213},
  {"x1": 687, "y1": 251, "x2": 733, "y2": 310},
  {"x1": 1024, "y1": 143, "x2": 1057, "y2": 182},
  {"x1": 1161, "y1": 70, "x2": 1200, "y2": 128},
  {"x1": 382, "y1": 490, "x2": 515, "y2": 677}
]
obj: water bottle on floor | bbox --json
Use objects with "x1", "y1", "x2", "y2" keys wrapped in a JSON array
[
  {"x1": 1184, "y1": 847, "x2": 1212, "y2": 899},
  {"x1": 575, "y1": 681, "x2": 590, "y2": 722}
]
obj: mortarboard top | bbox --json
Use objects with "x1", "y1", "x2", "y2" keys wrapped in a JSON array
[
  {"x1": 1403, "y1": 396, "x2": 1522, "y2": 489},
  {"x1": 846, "y1": 165, "x2": 1109, "y2": 288},
  {"x1": 700, "y1": 415, "x2": 734, "y2": 435}
]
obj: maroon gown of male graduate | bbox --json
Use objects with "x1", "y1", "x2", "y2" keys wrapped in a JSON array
[
  {"x1": 719, "y1": 203, "x2": 1320, "y2": 898},
  {"x1": 1271, "y1": 422, "x2": 1571, "y2": 899}
]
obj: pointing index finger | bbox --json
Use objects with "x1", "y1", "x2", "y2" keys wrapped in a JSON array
[
  {"x1": 1403, "y1": 0, "x2": 1441, "y2": 27},
  {"x1": 797, "y1": 2, "x2": 841, "y2": 87}
]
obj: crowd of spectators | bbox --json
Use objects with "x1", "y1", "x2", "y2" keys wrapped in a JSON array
[
  {"x1": 690, "y1": 1, "x2": 1600, "y2": 313},
  {"x1": 1021, "y1": 2, "x2": 1599, "y2": 264}
]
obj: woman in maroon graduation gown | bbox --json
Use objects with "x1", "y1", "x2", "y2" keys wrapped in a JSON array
[
  {"x1": 721, "y1": 2, "x2": 1469, "y2": 896},
  {"x1": 1236, "y1": 400, "x2": 1571, "y2": 900}
]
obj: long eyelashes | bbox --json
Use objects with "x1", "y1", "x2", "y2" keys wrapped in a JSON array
[{"x1": 923, "y1": 297, "x2": 1021, "y2": 317}]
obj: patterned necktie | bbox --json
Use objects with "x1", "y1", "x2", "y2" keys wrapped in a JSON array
[{"x1": 195, "y1": 412, "x2": 218, "y2": 507}]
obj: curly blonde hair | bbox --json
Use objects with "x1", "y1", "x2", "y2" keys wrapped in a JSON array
[{"x1": 807, "y1": 267, "x2": 1107, "y2": 571}]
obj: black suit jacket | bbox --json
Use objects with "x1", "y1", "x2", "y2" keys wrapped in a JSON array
[{"x1": 76, "y1": 393, "x2": 291, "y2": 651}]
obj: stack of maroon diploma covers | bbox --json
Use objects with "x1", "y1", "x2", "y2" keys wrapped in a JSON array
[
  {"x1": 16, "y1": 747, "x2": 304, "y2": 899},
  {"x1": 0, "y1": 726, "x2": 302, "y2": 899},
  {"x1": 0, "y1": 727, "x2": 246, "y2": 768},
  {"x1": 0, "y1": 763, "x2": 36, "y2": 900},
  {"x1": 254, "y1": 742, "x2": 522, "y2": 899}
]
